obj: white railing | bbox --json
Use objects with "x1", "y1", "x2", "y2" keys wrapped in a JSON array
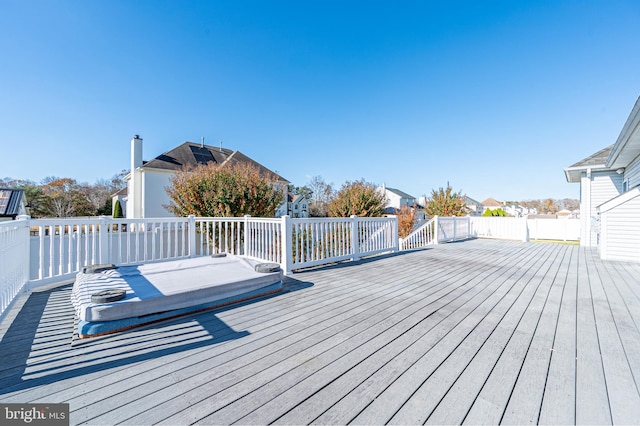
[
  {"x1": 527, "y1": 218, "x2": 580, "y2": 241},
  {"x1": 400, "y1": 217, "x2": 436, "y2": 250},
  {"x1": 469, "y1": 217, "x2": 529, "y2": 241},
  {"x1": 400, "y1": 216, "x2": 472, "y2": 250},
  {"x1": 436, "y1": 216, "x2": 472, "y2": 242},
  {"x1": 0, "y1": 218, "x2": 30, "y2": 316},
  {"x1": 28, "y1": 217, "x2": 194, "y2": 285},
  {"x1": 245, "y1": 217, "x2": 283, "y2": 263},
  {"x1": 0, "y1": 213, "x2": 582, "y2": 320},
  {"x1": 287, "y1": 215, "x2": 398, "y2": 270}
]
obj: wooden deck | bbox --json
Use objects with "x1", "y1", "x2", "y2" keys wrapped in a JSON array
[{"x1": 1, "y1": 239, "x2": 640, "y2": 425}]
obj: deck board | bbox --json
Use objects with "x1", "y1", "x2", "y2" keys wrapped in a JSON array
[{"x1": 1, "y1": 239, "x2": 640, "y2": 425}]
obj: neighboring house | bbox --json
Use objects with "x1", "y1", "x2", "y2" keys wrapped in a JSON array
[
  {"x1": 464, "y1": 196, "x2": 483, "y2": 216},
  {"x1": 120, "y1": 136, "x2": 289, "y2": 218},
  {"x1": 481, "y1": 198, "x2": 503, "y2": 214},
  {"x1": 277, "y1": 193, "x2": 310, "y2": 218},
  {"x1": 111, "y1": 186, "x2": 127, "y2": 217},
  {"x1": 0, "y1": 188, "x2": 28, "y2": 221},
  {"x1": 503, "y1": 203, "x2": 537, "y2": 217},
  {"x1": 564, "y1": 95, "x2": 640, "y2": 261},
  {"x1": 379, "y1": 185, "x2": 416, "y2": 211}
]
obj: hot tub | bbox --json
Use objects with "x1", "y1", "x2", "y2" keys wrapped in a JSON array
[{"x1": 71, "y1": 254, "x2": 282, "y2": 338}]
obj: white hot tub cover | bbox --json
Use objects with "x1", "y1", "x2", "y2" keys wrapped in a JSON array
[{"x1": 71, "y1": 255, "x2": 283, "y2": 323}]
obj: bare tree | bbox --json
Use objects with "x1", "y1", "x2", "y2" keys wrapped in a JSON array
[{"x1": 307, "y1": 175, "x2": 333, "y2": 217}]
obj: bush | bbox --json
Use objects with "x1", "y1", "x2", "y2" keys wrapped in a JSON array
[
  {"x1": 113, "y1": 199, "x2": 124, "y2": 218},
  {"x1": 397, "y1": 205, "x2": 415, "y2": 238},
  {"x1": 424, "y1": 184, "x2": 468, "y2": 217},
  {"x1": 482, "y1": 208, "x2": 507, "y2": 217},
  {"x1": 327, "y1": 180, "x2": 386, "y2": 217},
  {"x1": 165, "y1": 162, "x2": 285, "y2": 217}
]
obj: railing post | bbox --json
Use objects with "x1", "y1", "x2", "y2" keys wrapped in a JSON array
[
  {"x1": 522, "y1": 217, "x2": 529, "y2": 242},
  {"x1": 188, "y1": 215, "x2": 196, "y2": 257},
  {"x1": 390, "y1": 215, "x2": 399, "y2": 252},
  {"x1": 243, "y1": 215, "x2": 251, "y2": 256},
  {"x1": 17, "y1": 215, "x2": 31, "y2": 286},
  {"x1": 351, "y1": 215, "x2": 360, "y2": 261},
  {"x1": 467, "y1": 216, "x2": 471, "y2": 239},
  {"x1": 433, "y1": 215, "x2": 439, "y2": 244},
  {"x1": 453, "y1": 217, "x2": 457, "y2": 241},
  {"x1": 98, "y1": 216, "x2": 110, "y2": 264},
  {"x1": 280, "y1": 215, "x2": 292, "y2": 275}
]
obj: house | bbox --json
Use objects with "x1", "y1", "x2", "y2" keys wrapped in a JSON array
[
  {"x1": 277, "y1": 193, "x2": 310, "y2": 218},
  {"x1": 503, "y1": 203, "x2": 537, "y2": 217},
  {"x1": 464, "y1": 196, "x2": 483, "y2": 216},
  {"x1": 481, "y1": 197, "x2": 503, "y2": 214},
  {"x1": 120, "y1": 136, "x2": 289, "y2": 218},
  {"x1": 564, "y1": 95, "x2": 640, "y2": 261},
  {"x1": 379, "y1": 185, "x2": 416, "y2": 212},
  {"x1": 0, "y1": 188, "x2": 28, "y2": 221}
]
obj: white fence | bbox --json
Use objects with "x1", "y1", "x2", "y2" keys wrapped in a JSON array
[
  {"x1": 0, "y1": 219, "x2": 30, "y2": 317},
  {"x1": 469, "y1": 217, "x2": 528, "y2": 241},
  {"x1": 527, "y1": 218, "x2": 580, "y2": 241},
  {"x1": 289, "y1": 216, "x2": 398, "y2": 270},
  {"x1": 401, "y1": 216, "x2": 579, "y2": 250},
  {"x1": 0, "y1": 215, "x2": 400, "y2": 320},
  {"x1": 0, "y1": 213, "x2": 580, "y2": 320},
  {"x1": 469, "y1": 217, "x2": 579, "y2": 241}
]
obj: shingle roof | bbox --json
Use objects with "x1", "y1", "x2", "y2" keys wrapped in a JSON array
[
  {"x1": 385, "y1": 187, "x2": 416, "y2": 199},
  {"x1": 564, "y1": 145, "x2": 614, "y2": 183},
  {"x1": 141, "y1": 142, "x2": 289, "y2": 182},
  {"x1": 568, "y1": 145, "x2": 613, "y2": 168},
  {"x1": 482, "y1": 198, "x2": 502, "y2": 207}
]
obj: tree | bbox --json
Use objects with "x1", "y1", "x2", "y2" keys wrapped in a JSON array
[
  {"x1": 113, "y1": 199, "x2": 124, "y2": 218},
  {"x1": 165, "y1": 162, "x2": 285, "y2": 217},
  {"x1": 307, "y1": 175, "x2": 333, "y2": 217},
  {"x1": 40, "y1": 178, "x2": 94, "y2": 217},
  {"x1": 327, "y1": 179, "x2": 386, "y2": 217},
  {"x1": 397, "y1": 205, "x2": 416, "y2": 238},
  {"x1": 423, "y1": 183, "x2": 468, "y2": 217}
]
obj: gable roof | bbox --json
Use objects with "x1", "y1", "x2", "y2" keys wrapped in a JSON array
[
  {"x1": 0, "y1": 188, "x2": 25, "y2": 218},
  {"x1": 141, "y1": 142, "x2": 289, "y2": 182},
  {"x1": 482, "y1": 198, "x2": 502, "y2": 207},
  {"x1": 565, "y1": 95, "x2": 640, "y2": 183},
  {"x1": 464, "y1": 196, "x2": 482, "y2": 206},
  {"x1": 384, "y1": 187, "x2": 416, "y2": 199},
  {"x1": 607, "y1": 95, "x2": 640, "y2": 169},
  {"x1": 564, "y1": 145, "x2": 614, "y2": 183}
]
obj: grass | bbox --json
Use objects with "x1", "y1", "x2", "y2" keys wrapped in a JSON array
[{"x1": 531, "y1": 239, "x2": 580, "y2": 245}]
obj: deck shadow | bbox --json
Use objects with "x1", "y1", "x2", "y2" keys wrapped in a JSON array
[
  {"x1": 0, "y1": 277, "x2": 314, "y2": 396},
  {"x1": 292, "y1": 247, "x2": 432, "y2": 273}
]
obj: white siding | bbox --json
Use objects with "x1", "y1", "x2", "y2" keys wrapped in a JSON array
[
  {"x1": 142, "y1": 170, "x2": 175, "y2": 218},
  {"x1": 587, "y1": 171, "x2": 623, "y2": 246},
  {"x1": 601, "y1": 193, "x2": 640, "y2": 262},
  {"x1": 624, "y1": 153, "x2": 640, "y2": 189}
]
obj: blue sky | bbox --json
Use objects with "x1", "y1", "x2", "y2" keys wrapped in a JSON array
[{"x1": 1, "y1": 0, "x2": 639, "y2": 202}]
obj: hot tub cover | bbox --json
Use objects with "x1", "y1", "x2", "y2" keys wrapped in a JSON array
[{"x1": 71, "y1": 255, "x2": 282, "y2": 323}]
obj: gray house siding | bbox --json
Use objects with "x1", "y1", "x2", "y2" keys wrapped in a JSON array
[
  {"x1": 600, "y1": 191, "x2": 640, "y2": 262},
  {"x1": 624, "y1": 154, "x2": 640, "y2": 189},
  {"x1": 583, "y1": 171, "x2": 623, "y2": 247}
]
